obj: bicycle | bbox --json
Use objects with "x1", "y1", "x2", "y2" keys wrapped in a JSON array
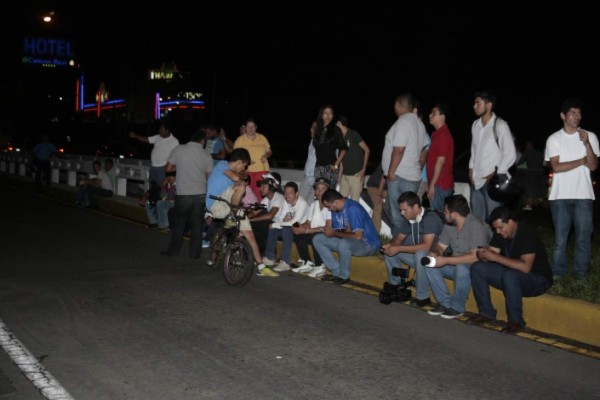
[{"x1": 208, "y1": 195, "x2": 266, "y2": 287}]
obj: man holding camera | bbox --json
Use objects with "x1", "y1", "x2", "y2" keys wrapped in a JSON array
[
  {"x1": 380, "y1": 191, "x2": 444, "y2": 307},
  {"x1": 470, "y1": 207, "x2": 553, "y2": 334},
  {"x1": 424, "y1": 195, "x2": 491, "y2": 319}
]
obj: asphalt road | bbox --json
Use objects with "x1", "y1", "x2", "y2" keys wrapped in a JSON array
[{"x1": 0, "y1": 183, "x2": 599, "y2": 400}]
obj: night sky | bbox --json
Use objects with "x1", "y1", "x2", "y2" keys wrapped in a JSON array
[{"x1": 4, "y1": 3, "x2": 597, "y2": 166}]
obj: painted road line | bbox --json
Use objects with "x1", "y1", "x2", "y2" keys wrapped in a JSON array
[{"x1": 0, "y1": 319, "x2": 74, "y2": 400}]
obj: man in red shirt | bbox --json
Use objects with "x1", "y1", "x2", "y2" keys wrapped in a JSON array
[{"x1": 426, "y1": 103, "x2": 455, "y2": 212}]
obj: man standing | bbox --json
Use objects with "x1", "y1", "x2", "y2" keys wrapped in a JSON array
[
  {"x1": 470, "y1": 207, "x2": 553, "y2": 334},
  {"x1": 381, "y1": 191, "x2": 444, "y2": 307},
  {"x1": 161, "y1": 130, "x2": 213, "y2": 259},
  {"x1": 381, "y1": 93, "x2": 427, "y2": 235},
  {"x1": 204, "y1": 124, "x2": 226, "y2": 160},
  {"x1": 469, "y1": 90, "x2": 516, "y2": 222},
  {"x1": 32, "y1": 134, "x2": 62, "y2": 187},
  {"x1": 129, "y1": 121, "x2": 179, "y2": 187},
  {"x1": 337, "y1": 115, "x2": 370, "y2": 201},
  {"x1": 424, "y1": 195, "x2": 491, "y2": 319},
  {"x1": 313, "y1": 189, "x2": 380, "y2": 284},
  {"x1": 544, "y1": 98, "x2": 599, "y2": 279},
  {"x1": 427, "y1": 103, "x2": 454, "y2": 212}
]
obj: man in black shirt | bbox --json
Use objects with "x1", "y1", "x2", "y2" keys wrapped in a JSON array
[{"x1": 469, "y1": 206, "x2": 553, "y2": 334}]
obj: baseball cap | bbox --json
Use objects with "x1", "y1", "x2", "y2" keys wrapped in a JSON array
[
  {"x1": 256, "y1": 172, "x2": 281, "y2": 188},
  {"x1": 313, "y1": 177, "x2": 331, "y2": 189}
]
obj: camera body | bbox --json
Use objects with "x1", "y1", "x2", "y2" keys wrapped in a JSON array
[{"x1": 379, "y1": 268, "x2": 412, "y2": 305}]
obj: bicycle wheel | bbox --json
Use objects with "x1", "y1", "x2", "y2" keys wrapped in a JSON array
[{"x1": 221, "y1": 238, "x2": 255, "y2": 287}]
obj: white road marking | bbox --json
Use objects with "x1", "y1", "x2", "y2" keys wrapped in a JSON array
[{"x1": 0, "y1": 319, "x2": 74, "y2": 400}]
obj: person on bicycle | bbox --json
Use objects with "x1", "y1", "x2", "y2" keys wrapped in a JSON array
[{"x1": 207, "y1": 149, "x2": 278, "y2": 277}]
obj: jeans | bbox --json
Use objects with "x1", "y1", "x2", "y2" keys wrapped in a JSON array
[
  {"x1": 149, "y1": 166, "x2": 166, "y2": 187},
  {"x1": 430, "y1": 186, "x2": 453, "y2": 213},
  {"x1": 470, "y1": 182, "x2": 500, "y2": 222},
  {"x1": 294, "y1": 233, "x2": 324, "y2": 266},
  {"x1": 549, "y1": 199, "x2": 594, "y2": 278},
  {"x1": 167, "y1": 194, "x2": 206, "y2": 257},
  {"x1": 312, "y1": 235, "x2": 378, "y2": 279},
  {"x1": 425, "y1": 263, "x2": 472, "y2": 313},
  {"x1": 471, "y1": 261, "x2": 551, "y2": 326},
  {"x1": 385, "y1": 250, "x2": 430, "y2": 300},
  {"x1": 265, "y1": 227, "x2": 294, "y2": 264},
  {"x1": 387, "y1": 176, "x2": 421, "y2": 236}
]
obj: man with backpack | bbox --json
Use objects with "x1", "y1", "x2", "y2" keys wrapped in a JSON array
[
  {"x1": 469, "y1": 90, "x2": 516, "y2": 222},
  {"x1": 380, "y1": 191, "x2": 445, "y2": 307}
]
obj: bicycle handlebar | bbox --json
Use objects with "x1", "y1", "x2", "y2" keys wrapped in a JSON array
[{"x1": 209, "y1": 195, "x2": 266, "y2": 211}]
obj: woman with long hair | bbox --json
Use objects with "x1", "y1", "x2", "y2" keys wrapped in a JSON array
[{"x1": 313, "y1": 104, "x2": 347, "y2": 189}]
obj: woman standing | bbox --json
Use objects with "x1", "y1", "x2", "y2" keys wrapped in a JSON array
[
  {"x1": 234, "y1": 118, "x2": 272, "y2": 200},
  {"x1": 313, "y1": 105, "x2": 347, "y2": 189}
]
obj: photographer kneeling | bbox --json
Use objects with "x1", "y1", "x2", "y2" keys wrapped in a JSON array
[
  {"x1": 380, "y1": 191, "x2": 444, "y2": 306},
  {"x1": 469, "y1": 206, "x2": 553, "y2": 334}
]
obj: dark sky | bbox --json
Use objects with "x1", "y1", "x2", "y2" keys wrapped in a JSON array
[{"x1": 4, "y1": 3, "x2": 597, "y2": 164}]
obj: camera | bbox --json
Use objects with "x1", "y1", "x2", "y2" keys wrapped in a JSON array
[
  {"x1": 379, "y1": 268, "x2": 412, "y2": 305},
  {"x1": 292, "y1": 222, "x2": 300, "y2": 228},
  {"x1": 421, "y1": 256, "x2": 437, "y2": 268}
]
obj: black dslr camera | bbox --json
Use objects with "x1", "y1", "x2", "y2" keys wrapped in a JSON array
[{"x1": 378, "y1": 268, "x2": 412, "y2": 305}]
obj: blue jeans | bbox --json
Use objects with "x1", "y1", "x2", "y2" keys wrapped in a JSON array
[
  {"x1": 425, "y1": 263, "x2": 471, "y2": 313},
  {"x1": 430, "y1": 186, "x2": 453, "y2": 213},
  {"x1": 167, "y1": 194, "x2": 206, "y2": 257},
  {"x1": 156, "y1": 200, "x2": 175, "y2": 228},
  {"x1": 549, "y1": 199, "x2": 594, "y2": 278},
  {"x1": 470, "y1": 182, "x2": 500, "y2": 222},
  {"x1": 387, "y1": 176, "x2": 421, "y2": 236},
  {"x1": 312, "y1": 235, "x2": 378, "y2": 279},
  {"x1": 471, "y1": 261, "x2": 551, "y2": 326},
  {"x1": 265, "y1": 227, "x2": 294, "y2": 264},
  {"x1": 385, "y1": 250, "x2": 430, "y2": 300}
]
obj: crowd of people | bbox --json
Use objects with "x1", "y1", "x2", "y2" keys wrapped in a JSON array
[{"x1": 62, "y1": 91, "x2": 597, "y2": 335}]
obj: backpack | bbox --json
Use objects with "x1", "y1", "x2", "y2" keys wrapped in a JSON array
[
  {"x1": 488, "y1": 117, "x2": 519, "y2": 201},
  {"x1": 492, "y1": 116, "x2": 517, "y2": 176}
]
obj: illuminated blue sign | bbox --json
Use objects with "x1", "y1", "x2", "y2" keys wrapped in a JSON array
[{"x1": 22, "y1": 37, "x2": 76, "y2": 68}]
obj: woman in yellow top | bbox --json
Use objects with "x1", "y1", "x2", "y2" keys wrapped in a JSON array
[{"x1": 234, "y1": 118, "x2": 272, "y2": 200}]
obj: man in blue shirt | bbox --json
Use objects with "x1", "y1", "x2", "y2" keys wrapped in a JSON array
[
  {"x1": 313, "y1": 189, "x2": 380, "y2": 284},
  {"x1": 32, "y1": 134, "x2": 62, "y2": 186},
  {"x1": 204, "y1": 124, "x2": 226, "y2": 160}
]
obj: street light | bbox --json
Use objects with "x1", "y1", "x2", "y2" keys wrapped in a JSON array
[{"x1": 42, "y1": 11, "x2": 54, "y2": 23}]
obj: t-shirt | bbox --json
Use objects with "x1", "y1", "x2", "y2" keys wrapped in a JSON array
[
  {"x1": 148, "y1": 134, "x2": 179, "y2": 167},
  {"x1": 206, "y1": 160, "x2": 233, "y2": 208},
  {"x1": 381, "y1": 113, "x2": 426, "y2": 180},
  {"x1": 398, "y1": 208, "x2": 444, "y2": 247},
  {"x1": 167, "y1": 142, "x2": 213, "y2": 195},
  {"x1": 489, "y1": 222, "x2": 553, "y2": 284},
  {"x1": 205, "y1": 137, "x2": 224, "y2": 155},
  {"x1": 545, "y1": 128, "x2": 600, "y2": 200},
  {"x1": 96, "y1": 170, "x2": 114, "y2": 191},
  {"x1": 32, "y1": 142, "x2": 58, "y2": 161},
  {"x1": 307, "y1": 201, "x2": 332, "y2": 228},
  {"x1": 234, "y1": 133, "x2": 270, "y2": 172},
  {"x1": 426, "y1": 124, "x2": 455, "y2": 191},
  {"x1": 279, "y1": 196, "x2": 309, "y2": 227},
  {"x1": 342, "y1": 129, "x2": 365, "y2": 175},
  {"x1": 313, "y1": 125, "x2": 348, "y2": 167},
  {"x1": 260, "y1": 191, "x2": 285, "y2": 224},
  {"x1": 439, "y1": 214, "x2": 490, "y2": 255},
  {"x1": 330, "y1": 198, "x2": 380, "y2": 249}
]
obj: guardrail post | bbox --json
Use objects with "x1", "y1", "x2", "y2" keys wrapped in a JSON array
[
  {"x1": 18, "y1": 163, "x2": 26, "y2": 176},
  {"x1": 117, "y1": 177, "x2": 127, "y2": 196},
  {"x1": 9, "y1": 162, "x2": 15, "y2": 174},
  {"x1": 67, "y1": 171, "x2": 77, "y2": 186},
  {"x1": 51, "y1": 168, "x2": 60, "y2": 183},
  {"x1": 0, "y1": 160, "x2": 5, "y2": 172}
]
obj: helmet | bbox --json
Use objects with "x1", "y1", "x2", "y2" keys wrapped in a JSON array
[{"x1": 487, "y1": 173, "x2": 518, "y2": 203}]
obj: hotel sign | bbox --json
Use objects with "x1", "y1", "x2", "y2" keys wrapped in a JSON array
[{"x1": 22, "y1": 37, "x2": 76, "y2": 68}]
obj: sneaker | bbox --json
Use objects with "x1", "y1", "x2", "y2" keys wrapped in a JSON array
[
  {"x1": 296, "y1": 258, "x2": 306, "y2": 266},
  {"x1": 409, "y1": 298, "x2": 432, "y2": 308},
  {"x1": 292, "y1": 261, "x2": 315, "y2": 273},
  {"x1": 440, "y1": 308, "x2": 463, "y2": 319},
  {"x1": 273, "y1": 261, "x2": 291, "y2": 272},
  {"x1": 427, "y1": 304, "x2": 448, "y2": 316},
  {"x1": 262, "y1": 257, "x2": 275, "y2": 266},
  {"x1": 202, "y1": 240, "x2": 210, "y2": 248},
  {"x1": 308, "y1": 265, "x2": 326, "y2": 278},
  {"x1": 256, "y1": 265, "x2": 279, "y2": 277}
]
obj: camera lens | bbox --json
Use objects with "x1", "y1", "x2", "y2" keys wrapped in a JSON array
[{"x1": 421, "y1": 256, "x2": 436, "y2": 267}]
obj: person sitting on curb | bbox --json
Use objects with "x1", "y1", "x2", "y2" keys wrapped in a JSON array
[
  {"x1": 424, "y1": 194, "x2": 491, "y2": 319},
  {"x1": 291, "y1": 177, "x2": 332, "y2": 277},
  {"x1": 76, "y1": 160, "x2": 114, "y2": 209},
  {"x1": 145, "y1": 171, "x2": 177, "y2": 230},
  {"x1": 264, "y1": 181, "x2": 309, "y2": 272},
  {"x1": 469, "y1": 206, "x2": 554, "y2": 334},
  {"x1": 313, "y1": 189, "x2": 380, "y2": 285},
  {"x1": 381, "y1": 191, "x2": 444, "y2": 308},
  {"x1": 249, "y1": 172, "x2": 285, "y2": 256}
]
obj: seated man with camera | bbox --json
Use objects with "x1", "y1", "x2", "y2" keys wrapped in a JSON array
[
  {"x1": 380, "y1": 191, "x2": 444, "y2": 306},
  {"x1": 469, "y1": 206, "x2": 553, "y2": 334},
  {"x1": 423, "y1": 194, "x2": 491, "y2": 319},
  {"x1": 312, "y1": 189, "x2": 380, "y2": 284}
]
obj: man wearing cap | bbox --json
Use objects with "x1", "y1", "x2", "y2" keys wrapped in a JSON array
[
  {"x1": 291, "y1": 177, "x2": 332, "y2": 277},
  {"x1": 313, "y1": 189, "x2": 381, "y2": 284},
  {"x1": 249, "y1": 172, "x2": 285, "y2": 261}
]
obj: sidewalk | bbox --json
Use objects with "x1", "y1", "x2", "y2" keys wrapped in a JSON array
[{"x1": 5, "y1": 175, "x2": 600, "y2": 352}]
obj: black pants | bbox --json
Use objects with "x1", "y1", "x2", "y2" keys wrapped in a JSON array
[
  {"x1": 33, "y1": 159, "x2": 51, "y2": 185},
  {"x1": 294, "y1": 233, "x2": 323, "y2": 265},
  {"x1": 250, "y1": 216, "x2": 270, "y2": 254},
  {"x1": 167, "y1": 194, "x2": 206, "y2": 258}
]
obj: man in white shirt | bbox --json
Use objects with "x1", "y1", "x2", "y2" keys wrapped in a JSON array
[
  {"x1": 381, "y1": 92, "x2": 427, "y2": 236},
  {"x1": 545, "y1": 98, "x2": 599, "y2": 279},
  {"x1": 249, "y1": 172, "x2": 285, "y2": 259},
  {"x1": 76, "y1": 160, "x2": 114, "y2": 209},
  {"x1": 469, "y1": 90, "x2": 516, "y2": 222},
  {"x1": 129, "y1": 121, "x2": 180, "y2": 187},
  {"x1": 265, "y1": 181, "x2": 309, "y2": 271}
]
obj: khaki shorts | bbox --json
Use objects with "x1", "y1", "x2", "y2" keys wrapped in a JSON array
[{"x1": 210, "y1": 186, "x2": 252, "y2": 231}]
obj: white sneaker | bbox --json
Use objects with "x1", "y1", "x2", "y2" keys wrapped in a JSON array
[
  {"x1": 262, "y1": 257, "x2": 275, "y2": 266},
  {"x1": 308, "y1": 265, "x2": 326, "y2": 278},
  {"x1": 292, "y1": 261, "x2": 315, "y2": 273},
  {"x1": 273, "y1": 261, "x2": 291, "y2": 272},
  {"x1": 297, "y1": 258, "x2": 306, "y2": 266}
]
